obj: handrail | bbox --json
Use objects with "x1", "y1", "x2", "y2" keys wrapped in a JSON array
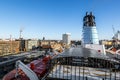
[
  {"x1": 15, "y1": 60, "x2": 39, "y2": 80},
  {"x1": 116, "y1": 49, "x2": 120, "y2": 54}
]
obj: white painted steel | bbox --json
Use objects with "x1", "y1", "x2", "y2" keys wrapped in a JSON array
[
  {"x1": 84, "y1": 44, "x2": 106, "y2": 55},
  {"x1": 82, "y1": 26, "x2": 99, "y2": 44},
  {"x1": 16, "y1": 60, "x2": 39, "y2": 80}
]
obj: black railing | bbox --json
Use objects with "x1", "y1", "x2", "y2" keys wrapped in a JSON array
[{"x1": 43, "y1": 56, "x2": 120, "y2": 80}]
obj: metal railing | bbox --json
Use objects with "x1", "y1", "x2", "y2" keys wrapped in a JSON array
[{"x1": 43, "y1": 56, "x2": 120, "y2": 80}]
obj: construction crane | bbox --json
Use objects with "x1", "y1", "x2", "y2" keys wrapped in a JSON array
[
  {"x1": 111, "y1": 26, "x2": 119, "y2": 51},
  {"x1": 112, "y1": 25, "x2": 115, "y2": 39},
  {"x1": 10, "y1": 35, "x2": 12, "y2": 54},
  {"x1": 19, "y1": 28, "x2": 23, "y2": 39},
  {"x1": 19, "y1": 27, "x2": 24, "y2": 52}
]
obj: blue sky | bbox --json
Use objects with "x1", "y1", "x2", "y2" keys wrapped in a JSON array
[{"x1": 0, "y1": 0, "x2": 120, "y2": 40}]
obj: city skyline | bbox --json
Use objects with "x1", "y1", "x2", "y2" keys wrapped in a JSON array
[{"x1": 0, "y1": 0, "x2": 120, "y2": 40}]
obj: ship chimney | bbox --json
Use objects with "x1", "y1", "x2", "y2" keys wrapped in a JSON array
[{"x1": 82, "y1": 12, "x2": 99, "y2": 44}]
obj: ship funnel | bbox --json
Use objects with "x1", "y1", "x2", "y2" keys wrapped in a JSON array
[{"x1": 82, "y1": 12, "x2": 99, "y2": 44}]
